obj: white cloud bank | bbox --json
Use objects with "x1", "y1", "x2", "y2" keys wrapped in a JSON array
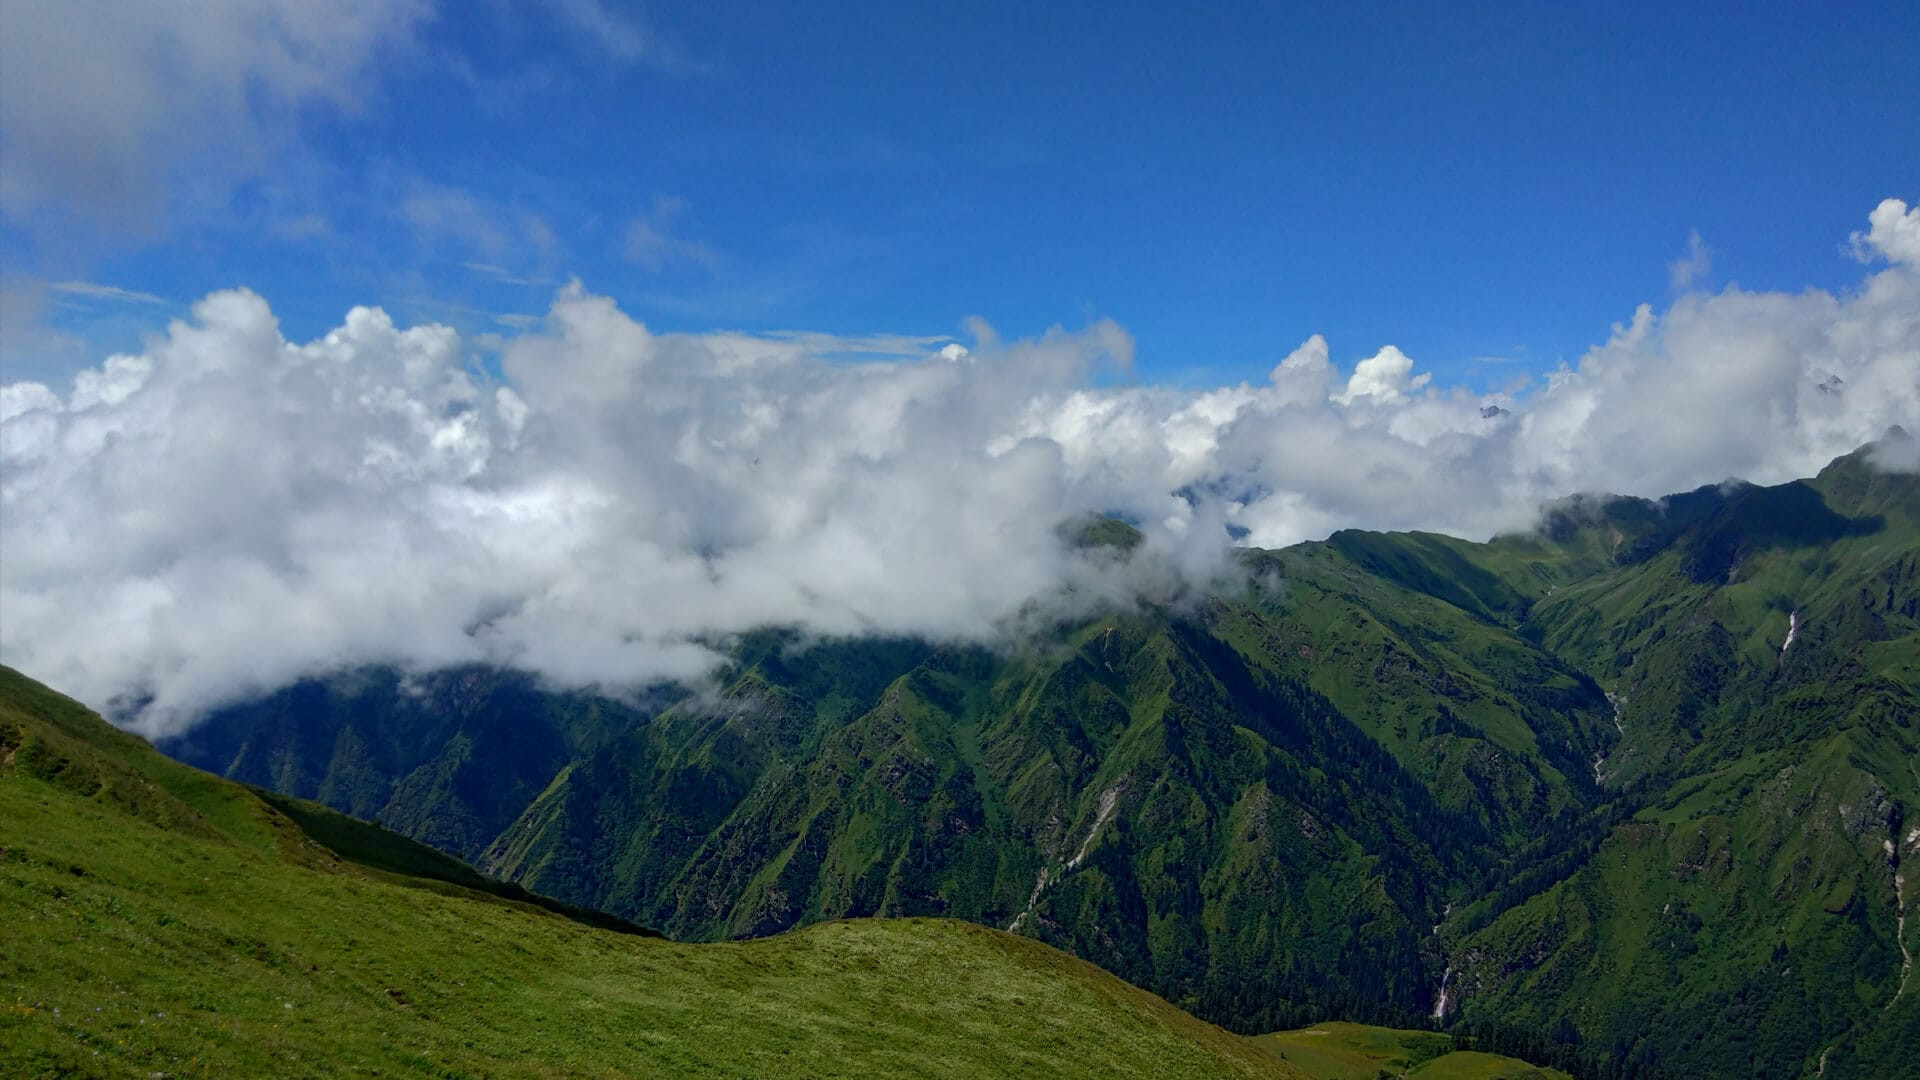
[{"x1": 3, "y1": 199, "x2": 1917, "y2": 735}]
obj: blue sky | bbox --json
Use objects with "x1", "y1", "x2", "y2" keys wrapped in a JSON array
[{"x1": 3, "y1": 1, "x2": 1917, "y2": 388}]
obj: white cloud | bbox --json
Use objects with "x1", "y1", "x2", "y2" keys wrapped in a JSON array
[
  {"x1": 0, "y1": 284, "x2": 87, "y2": 382},
  {"x1": 47, "y1": 282, "x2": 169, "y2": 306},
  {"x1": 1852, "y1": 197, "x2": 1920, "y2": 266},
  {"x1": 1669, "y1": 229, "x2": 1712, "y2": 290},
  {"x1": 624, "y1": 195, "x2": 721, "y2": 272},
  {"x1": 0, "y1": 0, "x2": 428, "y2": 226},
  {"x1": 3, "y1": 201, "x2": 1917, "y2": 735},
  {"x1": 400, "y1": 180, "x2": 538, "y2": 262},
  {"x1": 1333, "y1": 345, "x2": 1428, "y2": 405},
  {"x1": 548, "y1": 0, "x2": 656, "y2": 65},
  {"x1": 1870, "y1": 428, "x2": 1920, "y2": 472}
]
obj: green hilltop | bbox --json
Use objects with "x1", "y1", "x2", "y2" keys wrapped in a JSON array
[{"x1": 1258, "y1": 1022, "x2": 1572, "y2": 1080}]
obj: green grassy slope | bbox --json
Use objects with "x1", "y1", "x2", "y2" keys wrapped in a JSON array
[
  {"x1": 1, "y1": 665, "x2": 1313, "y2": 1079},
  {"x1": 1258, "y1": 1022, "x2": 1571, "y2": 1080}
]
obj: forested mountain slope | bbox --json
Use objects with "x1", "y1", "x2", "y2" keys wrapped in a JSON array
[
  {"x1": 156, "y1": 438, "x2": 1920, "y2": 1078},
  {"x1": 1438, "y1": 443, "x2": 1920, "y2": 1078}
]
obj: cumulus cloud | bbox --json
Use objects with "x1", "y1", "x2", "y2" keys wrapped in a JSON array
[
  {"x1": 1853, "y1": 198, "x2": 1920, "y2": 266},
  {"x1": 3, "y1": 202, "x2": 1917, "y2": 735},
  {"x1": 0, "y1": 288, "x2": 1154, "y2": 733},
  {"x1": 1332, "y1": 345, "x2": 1431, "y2": 405}
]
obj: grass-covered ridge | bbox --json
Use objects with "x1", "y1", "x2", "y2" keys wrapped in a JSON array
[{"x1": 0, "y1": 664, "x2": 1309, "y2": 1078}]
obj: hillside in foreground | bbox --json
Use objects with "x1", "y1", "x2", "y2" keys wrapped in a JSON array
[
  {"x1": 0, "y1": 665, "x2": 1309, "y2": 1079},
  {"x1": 1259, "y1": 1022, "x2": 1572, "y2": 1080}
]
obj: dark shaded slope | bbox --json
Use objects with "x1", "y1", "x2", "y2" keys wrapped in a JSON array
[{"x1": 160, "y1": 665, "x2": 658, "y2": 860}]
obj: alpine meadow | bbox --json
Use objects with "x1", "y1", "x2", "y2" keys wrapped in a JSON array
[{"x1": 3, "y1": 4, "x2": 1918, "y2": 1079}]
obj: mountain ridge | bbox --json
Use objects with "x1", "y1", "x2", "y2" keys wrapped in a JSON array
[{"x1": 148, "y1": 442, "x2": 1920, "y2": 1077}]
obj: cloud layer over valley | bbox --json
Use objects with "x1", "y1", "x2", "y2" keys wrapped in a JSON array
[{"x1": 3, "y1": 199, "x2": 1917, "y2": 735}]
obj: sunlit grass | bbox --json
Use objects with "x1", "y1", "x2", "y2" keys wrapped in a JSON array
[{"x1": 0, "y1": 666, "x2": 1300, "y2": 1079}]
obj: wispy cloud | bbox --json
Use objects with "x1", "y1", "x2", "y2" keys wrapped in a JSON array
[
  {"x1": 392, "y1": 176, "x2": 562, "y2": 274},
  {"x1": 273, "y1": 213, "x2": 332, "y2": 240},
  {"x1": 545, "y1": 0, "x2": 702, "y2": 73},
  {"x1": 400, "y1": 183, "x2": 511, "y2": 257},
  {"x1": 760, "y1": 330, "x2": 956, "y2": 360},
  {"x1": 0, "y1": 0, "x2": 429, "y2": 228},
  {"x1": 624, "y1": 195, "x2": 721, "y2": 272},
  {"x1": 462, "y1": 261, "x2": 547, "y2": 287},
  {"x1": 550, "y1": 0, "x2": 649, "y2": 63},
  {"x1": 390, "y1": 294, "x2": 542, "y2": 331},
  {"x1": 1669, "y1": 229, "x2": 1712, "y2": 290},
  {"x1": 47, "y1": 281, "x2": 168, "y2": 305}
]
